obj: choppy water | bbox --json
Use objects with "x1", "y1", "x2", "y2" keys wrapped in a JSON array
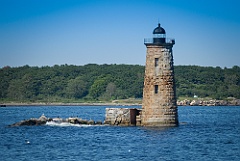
[{"x1": 0, "y1": 106, "x2": 239, "y2": 161}]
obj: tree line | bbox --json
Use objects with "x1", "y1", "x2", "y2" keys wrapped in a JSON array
[{"x1": 0, "y1": 64, "x2": 239, "y2": 102}]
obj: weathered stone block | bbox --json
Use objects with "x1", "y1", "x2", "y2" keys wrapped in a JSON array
[{"x1": 104, "y1": 108, "x2": 141, "y2": 126}]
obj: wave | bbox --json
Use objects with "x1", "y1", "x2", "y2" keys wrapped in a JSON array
[{"x1": 45, "y1": 121, "x2": 102, "y2": 127}]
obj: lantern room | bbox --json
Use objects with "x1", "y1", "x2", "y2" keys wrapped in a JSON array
[
  {"x1": 144, "y1": 23, "x2": 175, "y2": 45},
  {"x1": 153, "y1": 23, "x2": 166, "y2": 44}
]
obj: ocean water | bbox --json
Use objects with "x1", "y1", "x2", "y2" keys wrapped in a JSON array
[{"x1": 0, "y1": 105, "x2": 239, "y2": 161}]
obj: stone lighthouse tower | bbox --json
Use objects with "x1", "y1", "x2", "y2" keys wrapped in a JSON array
[{"x1": 141, "y1": 23, "x2": 178, "y2": 126}]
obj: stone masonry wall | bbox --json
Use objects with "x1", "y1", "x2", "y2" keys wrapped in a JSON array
[
  {"x1": 104, "y1": 108, "x2": 131, "y2": 126},
  {"x1": 104, "y1": 108, "x2": 141, "y2": 126},
  {"x1": 141, "y1": 45, "x2": 178, "y2": 126}
]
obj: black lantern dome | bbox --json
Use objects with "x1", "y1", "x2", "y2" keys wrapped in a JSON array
[{"x1": 153, "y1": 23, "x2": 166, "y2": 34}]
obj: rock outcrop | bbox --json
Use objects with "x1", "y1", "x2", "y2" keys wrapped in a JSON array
[
  {"x1": 9, "y1": 114, "x2": 102, "y2": 127},
  {"x1": 9, "y1": 114, "x2": 49, "y2": 127}
]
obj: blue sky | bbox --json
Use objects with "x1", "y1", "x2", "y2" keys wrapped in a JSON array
[{"x1": 0, "y1": 0, "x2": 240, "y2": 68}]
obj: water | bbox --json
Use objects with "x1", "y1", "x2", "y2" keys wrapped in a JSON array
[{"x1": 0, "y1": 106, "x2": 239, "y2": 161}]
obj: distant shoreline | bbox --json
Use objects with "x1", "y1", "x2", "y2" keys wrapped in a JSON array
[
  {"x1": 1, "y1": 99, "x2": 240, "y2": 107},
  {"x1": 0, "y1": 102, "x2": 140, "y2": 107}
]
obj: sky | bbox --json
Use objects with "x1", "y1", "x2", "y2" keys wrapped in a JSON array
[{"x1": 0, "y1": 0, "x2": 240, "y2": 68}]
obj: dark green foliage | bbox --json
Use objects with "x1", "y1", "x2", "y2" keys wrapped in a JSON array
[
  {"x1": 0, "y1": 64, "x2": 239, "y2": 102},
  {"x1": 66, "y1": 76, "x2": 88, "y2": 99},
  {"x1": 174, "y1": 65, "x2": 240, "y2": 99}
]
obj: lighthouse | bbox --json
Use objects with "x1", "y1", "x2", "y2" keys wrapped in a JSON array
[{"x1": 141, "y1": 23, "x2": 178, "y2": 126}]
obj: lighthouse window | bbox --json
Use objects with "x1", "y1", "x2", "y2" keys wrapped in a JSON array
[
  {"x1": 155, "y1": 58, "x2": 159, "y2": 67},
  {"x1": 154, "y1": 85, "x2": 158, "y2": 94}
]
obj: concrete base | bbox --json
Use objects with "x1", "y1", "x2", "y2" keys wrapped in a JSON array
[{"x1": 104, "y1": 108, "x2": 141, "y2": 126}]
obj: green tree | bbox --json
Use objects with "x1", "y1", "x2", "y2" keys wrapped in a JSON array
[
  {"x1": 66, "y1": 77, "x2": 87, "y2": 99},
  {"x1": 7, "y1": 79, "x2": 25, "y2": 101},
  {"x1": 89, "y1": 77, "x2": 110, "y2": 99},
  {"x1": 105, "y1": 82, "x2": 117, "y2": 99}
]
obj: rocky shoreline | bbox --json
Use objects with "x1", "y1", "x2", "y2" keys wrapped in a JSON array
[
  {"x1": 1, "y1": 99, "x2": 240, "y2": 107},
  {"x1": 177, "y1": 99, "x2": 240, "y2": 106}
]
